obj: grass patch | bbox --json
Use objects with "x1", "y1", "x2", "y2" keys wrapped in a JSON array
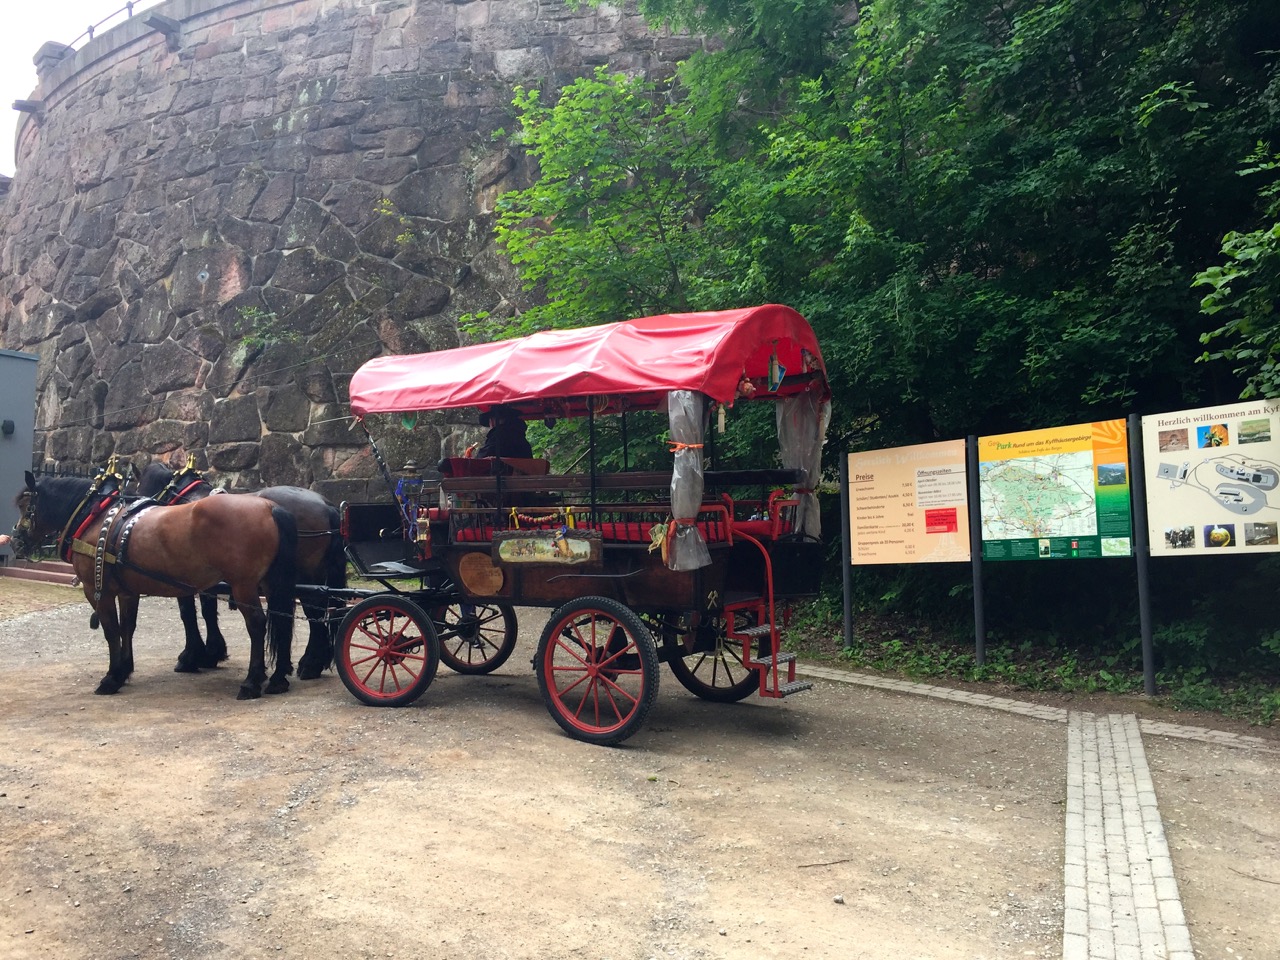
[{"x1": 783, "y1": 597, "x2": 1280, "y2": 727}]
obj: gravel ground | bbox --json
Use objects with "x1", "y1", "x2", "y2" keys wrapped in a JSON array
[{"x1": 0, "y1": 591, "x2": 1274, "y2": 960}]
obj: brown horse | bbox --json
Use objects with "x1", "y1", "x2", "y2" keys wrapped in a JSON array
[
  {"x1": 133, "y1": 460, "x2": 346, "y2": 679},
  {"x1": 11, "y1": 462, "x2": 297, "y2": 700}
]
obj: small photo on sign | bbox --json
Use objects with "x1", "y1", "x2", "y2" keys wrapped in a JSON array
[
  {"x1": 1239, "y1": 418, "x2": 1272, "y2": 444},
  {"x1": 1097, "y1": 462, "x2": 1127, "y2": 486},
  {"x1": 1203, "y1": 524, "x2": 1236, "y2": 548},
  {"x1": 1164, "y1": 526, "x2": 1195, "y2": 549},
  {"x1": 1197, "y1": 423, "x2": 1229, "y2": 448},
  {"x1": 1158, "y1": 429, "x2": 1189, "y2": 452},
  {"x1": 1245, "y1": 522, "x2": 1278, "y2": 546}
]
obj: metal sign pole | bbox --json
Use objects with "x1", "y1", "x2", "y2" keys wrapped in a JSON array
[
  {"x1": 967, "y1": 436, "x2": 986, "y2": 665},
  {"x1": 1128, "y1": 413, "x2": 1156, "y2": 695},
  {"x1": 841, "y1": 453, "x2": 854, "y2": 649}
]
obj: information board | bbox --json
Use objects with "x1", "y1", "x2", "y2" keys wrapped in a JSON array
[
  {"x1": 847, "y1": 440, "x2": 970, "y2": 564},
  {"x1": 978, "y1": 419, "x2": 1131, "y2": 560},
  {"x1": 1142, "y1": 398, "x2": 1280, "y2": 556}
]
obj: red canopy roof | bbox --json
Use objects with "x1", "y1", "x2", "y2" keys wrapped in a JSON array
[{"x1": 348, "y1": 305, "x2": 827, "y2": 417}]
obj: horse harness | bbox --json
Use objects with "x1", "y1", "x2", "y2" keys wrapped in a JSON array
[
  {"x1": 48, "y1": 469, "x2": 204, "y2": 602},
  {"x1": 66, "y1": 495, "x2": 176, "y2": 603}
]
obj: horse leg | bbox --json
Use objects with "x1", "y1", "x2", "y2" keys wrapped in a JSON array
[
  {"x1": 296, "y1": 595, "x2": 334, "y2": 680},
  {"x1": 298, "y1": 520, "x2": 344, "y2": 680},
  {"x1": 263, "y1": 506, "x2": 298, "y2": 695},
  {"x1": 119, "y1": 596, "x2": 139, "y2": 681},
  {"x1": 231, "y1": 591, "x2": 269, "y2": 700},
  {"x1": 94, "y1": 596, "x2": 130, "y2": 695},
  {"x1": 200, "y1": 592, "x2": 230, "y2": 665},
  {"x1": 265, "y1": 598, "x2": 295, "y2": 695},
  {"x1": 174, "y1": 595, "x2": 208, "y2": 673}
]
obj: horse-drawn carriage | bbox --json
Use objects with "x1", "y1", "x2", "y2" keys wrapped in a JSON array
[
  {"x1": 9, "y1": 304, "x2": 831, "y2": 746},
  {"x1": 335, "y1": 303, "x2": 832, "y2": 744}
]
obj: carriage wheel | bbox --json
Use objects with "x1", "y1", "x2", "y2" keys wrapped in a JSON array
[
  {"x1": 535, "y1": 597, "x2": 659, "y2": 746},
  {"x1": 664, "y1": 613, "x2": 763, "y2": 703},
  {"x1": 336, "y1": 596, "x2": 440, "y2": 707},
  {"x1": 432, "y1": 602, "x2": 518, "y2": 675}
]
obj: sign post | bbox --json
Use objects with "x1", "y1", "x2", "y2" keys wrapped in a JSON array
[
  {"x1": 977, "y1": 419, "x2": 1132, "y2": 561},
  {"x1": 847, "y1": 440, "x2": 970, "y2": 565},
  {"x1": 1128, "y1": 413, "x2": 1156, "y2": 694},
  {"x1": 1141, "y1": 398, "x2": 1280, "y2": 556},
  {"x1": 967, "y1": 436, "x2": 985, "y2": 665}
]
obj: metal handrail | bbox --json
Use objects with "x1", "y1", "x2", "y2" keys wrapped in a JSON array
[{"x1": 66, "y1": 1, "x2": 140, "y2": 50}]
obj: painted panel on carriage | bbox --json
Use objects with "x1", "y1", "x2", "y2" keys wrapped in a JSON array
[
  {"x1": 848, "y1": 440, "x2": 971, "y2": 565},
  {"x1": 492, "y1": 528, "x2": 603, "y2": 567},
  {"x1": 1143, "y1": 398, "x2": 1280, "y2": 555},
  {"x1": 978, "y1": 419, "x2": 1131, "y2": 560}
]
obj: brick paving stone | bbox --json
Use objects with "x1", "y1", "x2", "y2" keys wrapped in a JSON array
[{"x1": 794, "y1": 664, "x2": 1257, "y2": 957}]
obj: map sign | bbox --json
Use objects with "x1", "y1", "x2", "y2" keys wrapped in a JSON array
[
  {"x1": 978, "y1": 420, "x2": 1132, "y2": 560},
  {"x1": 1142, "y1": 398, "x2": 1280, "y2": 556},
  {"x1": 848, "y1": 440, "x2": 970, "y2": 565}
]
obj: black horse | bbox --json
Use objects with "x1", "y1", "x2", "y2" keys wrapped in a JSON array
[
  {"x1": 134, "y1": 461, "x2": 347, "y2": 680},
  {"x1": 12, "y1": 462, "x2": 297, "y2": 699}
]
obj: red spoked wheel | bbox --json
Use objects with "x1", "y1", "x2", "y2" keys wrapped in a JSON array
[
  {"x1": 336, "y1": 595, "x2": 440, "y2": 707},
  {"x1": 535, "y1": 597, "x2": 659, "y2": 746},
  {"x1": 433, "y1": 602, "x2": 518, "y2": 675},
  {"x1": 664, "y1": 613, "x2": 763, "y2": 703}
]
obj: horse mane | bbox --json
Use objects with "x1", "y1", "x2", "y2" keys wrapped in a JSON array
[{"x1": 135, "y1": 463, "x2": 175, "y2": 497}]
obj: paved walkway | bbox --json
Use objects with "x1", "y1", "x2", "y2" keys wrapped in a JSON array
[{"x1": 797, "y1": 663, "x2": 1275, "y2": 960}]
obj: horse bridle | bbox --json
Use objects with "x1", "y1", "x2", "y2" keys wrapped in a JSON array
[
  {"x1": 155, "y1": 454, "x2": 211, "y2": 505},
  {"x1": 10, "y1": 486, "x2": 41, "y2": 559},
  {"x1": 10, "y1": 460, "x2": 124, "y2": 562}
]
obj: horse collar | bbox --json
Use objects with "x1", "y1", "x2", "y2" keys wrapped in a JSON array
[{"x1": 59, "y1": 489, "x2": 122, "y2": 564}]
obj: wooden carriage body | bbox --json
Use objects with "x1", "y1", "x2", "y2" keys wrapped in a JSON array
[{"x1": 340, "y1": 305, "x2": 832, "y2": 744}]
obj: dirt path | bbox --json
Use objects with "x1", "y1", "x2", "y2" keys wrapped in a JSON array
[{"x1": 0, "y1": 593, "x2": 1274, "y2": 960}]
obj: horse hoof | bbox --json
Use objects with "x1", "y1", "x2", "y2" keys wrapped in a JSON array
[
  {"x1": 174, "y1": 661, "x2": 201, "y2": 674},
  {"x1": 236, "y1": 686, "x2": 262, "y2": 701},
  {"x1": 197, "y1": 656, "x2": 222, "y2": 670},
  {"x1": 95, "y1": 679, "x2": 121, "y2": 695},
  {"x1": 265, "y1": 677, "x2": 290, "y2": 695},
  {"x1": 297, "y1": 662, "x2": 324, "y2": 680}
]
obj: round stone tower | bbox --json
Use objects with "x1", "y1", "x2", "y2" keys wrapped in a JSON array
[{"x1": 0, "y1": 0, "x2": 698, "y2": 500}]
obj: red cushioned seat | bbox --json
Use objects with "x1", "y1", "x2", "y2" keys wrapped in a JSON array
[{"x1": 731, "y1": 519, "x2": 776, "y2": 539}]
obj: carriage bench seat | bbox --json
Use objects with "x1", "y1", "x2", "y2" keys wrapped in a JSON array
[{"x1": 340, "y1": 500, "x2": 439, "y2": 579}]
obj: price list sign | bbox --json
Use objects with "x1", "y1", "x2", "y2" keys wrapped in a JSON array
[{"x1": 848, "y1": 440, "x2": 971, "y2": 565}]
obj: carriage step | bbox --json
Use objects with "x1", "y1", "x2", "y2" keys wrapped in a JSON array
[
  {"x1": 734, "y1": 624, "x2": 773, "y2": 639},
  {"x1": 766, "y1": 680, "x2": 814, "y2": 698},
  {"x1": 755, "y1": 652, "x2": 797, "y2": 668}
]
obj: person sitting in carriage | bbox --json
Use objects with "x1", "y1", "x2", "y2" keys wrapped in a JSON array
[{"x1": 473, "y1": 404, "x2": 532, "y2": 460}]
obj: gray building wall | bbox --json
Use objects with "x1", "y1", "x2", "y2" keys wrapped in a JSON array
[{"x1": 0, "y1": 349, "x2": 38, "y2": 564}]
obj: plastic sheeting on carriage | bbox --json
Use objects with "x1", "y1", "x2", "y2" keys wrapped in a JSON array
[{"x1": 342, "y1": 304, "x2": 832, "y2": 745}]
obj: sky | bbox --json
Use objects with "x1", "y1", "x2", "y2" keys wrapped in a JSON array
[{"x1": 0, "y1": 1, "x2": 163, "y2": 177}]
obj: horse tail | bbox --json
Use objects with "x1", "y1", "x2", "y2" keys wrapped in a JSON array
[{"x1": 265, "y1": 506, "x2": 298, "y2": 667}]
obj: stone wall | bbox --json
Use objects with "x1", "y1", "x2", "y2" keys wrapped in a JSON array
[{"x1": 0, "y1": 0, "x2": 699, "y2": 502}]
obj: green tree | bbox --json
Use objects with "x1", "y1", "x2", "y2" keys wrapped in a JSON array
[
  {"x1": 527, "y1": 0, "x2": 1278, "y2": 442},
  {"x1": 492, "y1": 68, "x2": 715, "y2": 336},
  {"x1": 628, "y1": 0, "x2": 1278, "y2": 445},
  {"x1": 1195, "y1": 147, "x2": 1280, "y2": 399}
]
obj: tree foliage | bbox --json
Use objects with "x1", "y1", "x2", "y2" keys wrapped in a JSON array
[
  {"x1": 493, "y1": 69, "x2": 715, "y2": 336},
  {"x1": 518, "y1": 0, "x2": 1279, "y2": 446},
  {"x1": 1195, "y1": 147, "x2": 1280, "y2": 398},
  {"x1": 523, "y1": 0, "x2": 1280, "y2": 685}
]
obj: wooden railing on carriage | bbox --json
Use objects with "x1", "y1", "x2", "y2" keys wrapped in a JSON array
[{"x1": 436, "y1": 466, "x2": 806, "y2": 542}]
